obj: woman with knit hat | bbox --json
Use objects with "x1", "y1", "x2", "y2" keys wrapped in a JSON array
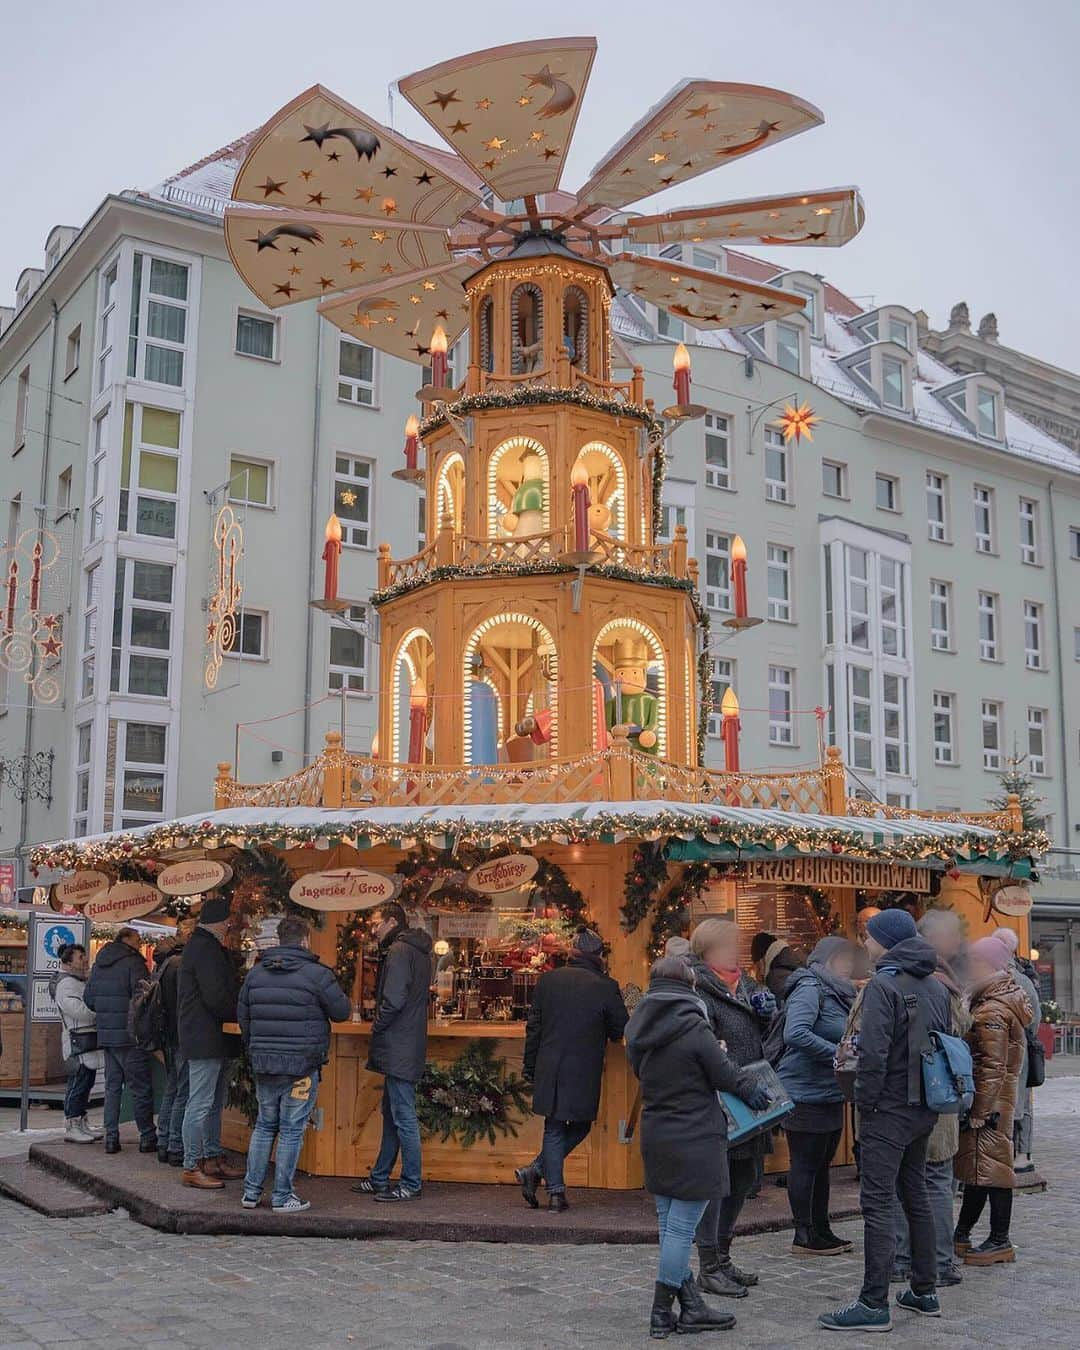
[
  {"x1": 993, "y1": 926, "x2": 1041, "y2": 1174},
  {"x1": 953, "y1": 932, "x2": 1033, "y2": 1266}
]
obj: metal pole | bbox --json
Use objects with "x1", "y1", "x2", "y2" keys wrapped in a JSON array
[{"x1": 18, "y1": 913, "x2": 36, "y2": 1132}]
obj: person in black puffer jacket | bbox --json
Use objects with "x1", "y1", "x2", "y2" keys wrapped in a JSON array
[
  {"x1": 84, "y1": 927, "x2": 156, "y2": 1153},
  {"x1": 238, "y1": 915, "x2": 351, "y2": 1212},
  {"x1": 152, "y1": 916, "x2": 195, "y2": 1165},
  {"x1": 627, "y1": 955, "x2": 769, "y2": 1339},
  {"x1": 687, "y1": 918, "x2": 777, "y2": 1298},
  {"x1": 354, "y1": 904, "x2": 433, "y2": 1202}
]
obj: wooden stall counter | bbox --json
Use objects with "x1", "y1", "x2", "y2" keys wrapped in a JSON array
[{"x1": 334, "y1": 1019, "x2": 526, "y2": 1038}]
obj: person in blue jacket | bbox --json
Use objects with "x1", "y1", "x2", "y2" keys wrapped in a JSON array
[{"x1": 777, "y1": 936, "x2": 857, "y2": 1256}]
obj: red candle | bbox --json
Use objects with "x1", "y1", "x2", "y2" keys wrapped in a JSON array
[
  {"x1": 4, "y1": 559, "x2": 17, "y2": 633},
  {"x1": 29, "y1": 539, "x2": 42, "y2": 612},
  {"x1": 731, "y1": 534, "x2": 748, "y2": 619},
  {"x1": 322, "y1": 514, "x2": 342, "y2": 602},
  {"x1": 430, "y1": 325, "x2": 448, "y2": 388},
  {"x1": 403, "y1": 415, "x2": 420, "y2": 472},
  {"x1": 720, "y1": 687, "x2": 741, "y2": 773},
  {"x1": 570, "y1": 462, "x2": 591, "y2": 553},
  {"x1": 408, "y1": 680, "x2": 427, "y2": 764},
  {"x1": 672, "y1": 342, "x2": 691, "y2": 406}
]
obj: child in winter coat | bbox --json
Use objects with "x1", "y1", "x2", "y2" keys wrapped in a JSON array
[{"x1": 49, "y1": 943, "x2": 104, "y2": 1144}]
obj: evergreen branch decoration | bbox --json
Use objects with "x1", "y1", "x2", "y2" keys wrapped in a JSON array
[
  {"x1": 226, "y1": 1049, "x2": 258, "y2": 1127},
  {"x1": 620, "y1": 842, "x2": 669, "y2": 932},
  {"x1": 647, "y1": 861, "x2": 710, "y2": 957},
  {"x1": 415, "y1": 1039, "x2": 531, "y2": 1147}
]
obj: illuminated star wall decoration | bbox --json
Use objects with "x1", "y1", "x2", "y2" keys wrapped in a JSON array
[{"x1": 776, "y1": 402, "x2": 819, "y2": 444}]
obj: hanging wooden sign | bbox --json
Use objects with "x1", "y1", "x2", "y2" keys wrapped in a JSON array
[
  {"x1": 82, "y1": 881, "x2": 163, "y2": 924},
  {"x1": 157, "y1": 859, "x2": 233, "y2": 897},
  {"x1": 735, "y1": 857, "x2": 932, "y2": 893},
  {"x1": 992, "y1": 885, "x2": 1032, "y2": 917},
  {"x1": 54, "y1": 870, "x2": 110, "y2": 908},
  {"x1": 468, "y1": 854, "x2": 539, "y2": 895},
  {"x1": 289, "y1": 868, "x2": 399, "y2": 912}
]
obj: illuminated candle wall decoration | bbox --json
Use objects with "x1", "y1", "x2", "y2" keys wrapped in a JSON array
[
  {"x1": 672, "y1": 342, "x2": 691, "y2": 406},
  {"x1": 429, "y1": 325, "x2": 449, "y2": 388},
  {"x1": 731, "y1": 534, "x2": 748, "y2": 619},
  {"x1": 322, "y1": 514, "x2": 343, "y2": 603},
  {"x1": 28, "y1": 539, "x2": 42, "y2": 613},
  {"x1": 403, "y1": 414, "x2": 420, "y2": 472},
  {"x1": 4, "y1": 559, "x2": 17, "y2": 634},
  {"x1": 720, "y1": 686, "x2": 741, "y2": 773},
  {"x1": 570, "y1": 461, "x2": 591, "y2": 554}
]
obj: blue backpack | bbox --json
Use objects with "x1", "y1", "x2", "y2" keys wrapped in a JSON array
[{"x1": 890, "y1": 970, "x2": 974, "y2": 1114}]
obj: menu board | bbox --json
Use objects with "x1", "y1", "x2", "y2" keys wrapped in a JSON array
[{"x1": 733, "y1": 883, "x2": 823, "y2": 967}]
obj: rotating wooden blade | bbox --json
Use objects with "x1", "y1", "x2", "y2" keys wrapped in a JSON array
[
  {"x1": 576, "y1": 80, "x2": 824, "y2": 212},
  {"x1": 397, "y1": 37, "x2": 596, "y2": 199},
  {"x1": 232, "y1": 84, "x2": 480, "y2": 227},
  {"x1": 609, "y1": 254, "x2": 805, "y2": 331},
  {"x1": 317, "y1": 260, "x2": 474, "y2": 363},
  {"x1": 624, "y1": 187, "x2": 864, "y2": 249},
  {"x1": 224, "y1": 207, "x2": 451, "y2": 309}
]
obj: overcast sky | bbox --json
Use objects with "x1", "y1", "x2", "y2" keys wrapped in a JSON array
[{"x1": 2, "y1": 0, "x2": 1076, "y2": 370}]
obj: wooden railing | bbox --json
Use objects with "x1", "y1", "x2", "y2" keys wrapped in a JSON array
[
  {"x1": 630, "y1": 754, "x2": 836, "y2": 814},
  {"x1": 382, "y1": 540, "x2": 438, "y2": 590},
  {"x1": 344, "y1": 749, "x2": 611, "y2": 808},
  {"x1": 456, "y1": 529, "x2": 565, "y2": 569},
  {"x1": 469, "y1": 362, "x2": 646, "y2": 405},
  {"x1": 845, "y1": 797, "x2": 1020, "y2": 832},
  {"x1": 214, "y1": 758, "x2": 326, "y2": 809},
  {"x1": 591, "y1": 532, "x2": 682, "y2": 577}
]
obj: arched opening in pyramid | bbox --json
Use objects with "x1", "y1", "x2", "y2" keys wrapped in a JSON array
[
  {"x1": 463, "y1": 613, "x2": 559, "y2": 766},
  {"x1": 572, "y1": 440, "x2": 626, "y2": 541},
  {"x1": 391, "y1": 628, "x2": 436, "y2": 765},
  {"x1": 435, "y1": 450, "x2": 465, "y2": 533},
  {"x1": 592, "y1": 618, "x2": 666, "y2": 757},
  {"x1": 488, "y1": 435, "x2": 549, "y2": 539}
]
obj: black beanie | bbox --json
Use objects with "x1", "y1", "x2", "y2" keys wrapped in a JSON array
[
  {"x1": 200, "y1": 896, "x2": 231, "y2": 924},
  {"x1": 750, "y1": 931, "x2": 778, "y2": 964}
]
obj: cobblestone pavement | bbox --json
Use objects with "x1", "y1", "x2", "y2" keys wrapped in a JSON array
[{"x1": 0, "y1": 1077, "x2": 1077, "y2": 1350}]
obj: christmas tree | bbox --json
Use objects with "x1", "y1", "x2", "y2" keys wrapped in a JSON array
[{"x1": 988, "y1": 754, "x2": 1045, "y2": 829}]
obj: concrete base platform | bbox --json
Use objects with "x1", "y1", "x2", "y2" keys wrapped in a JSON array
[
  {"x1": 28, "y1": 1126, "x2": 862, "y2": 1243},
  {"x1": 0, "y1": 1156, "x2": 113, "y2": 1218}
]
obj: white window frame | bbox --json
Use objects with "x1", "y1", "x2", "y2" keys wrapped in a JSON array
[
  {"x1": 1069, "y1": 526, "x2": 1080, "y2": 561},
  {"x1": 978, "y1": 591, "x2": 999, "y2": 661},
  {"x1": 223, "y1": 609, "x2": 268, "y2": 661},
  {"x1": 981, "y1": 700, "x2": 1003, "y2": 772},
  {"x1": 881, "y1": 671, "x2": 909, "y2": 776},
  {"x1": 975, "y1": 385, "x2": 1000, "y2": 438},
  {"x1": 704, "y1": 411, "x2": 732, "y2": 490},
  {"x1": 228, "y1": 454, "x2": 274, "y2": 509},
  {"x1": 881, "y1": 354, "x2": 906, "y2": 410},
  {"x1": 1019, "y1": 497, "x2": 1040, "y2": 565},
  {"x1": 64, "y1": 324, "x2": 81, "y2": 380},
  {"x1": 707, "y1": 656, "x2": 735, "y2": 738},
  {"x1": 821, "y1": 459, "x2": 847, "y2": 499},
  {"x1": 658, "y1": 478, "x2": 694, "y2": 544},
  {"x1": 768, "y1": 665, "x2": 795, "y2": 746},
  {"x1": 1024, "y1": 600, "x2": 1044, "y2": 670},
  {"x1": 926, "y1": 471, "x2": 949, "y2": 542},
  {"x1": 14, "y1": 367, "x2": 30, "y2": 451},
  {"x1": 929, "y1": 579, "x2": 952, "y2": 651},
  {"x1": 775, "y1": 322, "x2": 801, "y2": 376},
  {"x1": 235, "y1": 308, "x2": 280, "y2": 362},
  {"x1": 847, "y1": 664, "x2": 874, "y2": 771},
  {"x1": 973, "y1": 484, "x2": 995, "y2": 554},
  {"x1": 334, "y1": 455, "x2": 374, "y2": 549},
  {"x1": 845, "y1": 545, "x2": 871, "y2": 650},
  {"x1": 110, "y1": 558, "x2": 174, "y2": 700},
  {"x1": 80, "y1": 565, "x2": 99, "y2": 700},
  {"x1": 129, "y1": 252, "x2": 190, "y2": 389},
  {"x1": 97, "y1": 260, "x2": 118, "y2": 394},
  {"x1": 933, "y1": 691, "x2": 956, "y2": 765},
  {"x1": 329, "y1": 604, "x2": 369, "y2": 694},
  {"x1": 764, "y1": 426, "x2": 790, "y2": 504},
  {"x1": 875, "y1": 472, "x2": 899, "y2": 513},
  {"x1": 120, "y1": 403, "x2": 180, "y2": 542},
  {"x1": 87, "y1": 407, "x2": 109, "y2": 544},
  {"x1": 115, "y1": 720, "x2": 169, "y2": 830},
  {"x1": 766, "y1": 543, "x2": 793, "y2": 622},
  {"x1": 704, "y1": 530, "x2": 731, "y2": 612},
  {"x1": 337, "y1": 337, "x2": 378, "y2": 407},
  {"x1": 878, "y1": 555, "x2": 905, "y2": 658},
  {"x1": 1027, "y1": 707, "x2": 1047, "y2": 776},
  {"x1": 72, "y1": 721, "x2": 93, "y2": 837}
]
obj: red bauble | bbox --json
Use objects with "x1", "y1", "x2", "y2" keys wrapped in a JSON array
[{"x1": 830, "y1": 842, "x2": 843, "y2": 854}]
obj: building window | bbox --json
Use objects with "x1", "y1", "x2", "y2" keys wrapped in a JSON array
[
  {"x1": 56, "y1": 467, "x2": 73, "y2": 519},
  {"x1": 13, "y1": 367, "x2": 30, "y2": 451},
  {"x1": 1018, "y1": 497, "x2": 1039, "y2": 564},
  {"x1": 119, "y1": 403, "x2": 180, "y2": 539},
  {"x1": 882, "y1": 673, "x2": 909, "y2": 775},
  {"x1": 88, "y1": 409, "x2": 108, "y2": 543},
  {"x1": 976, "y1": 386, "x2": 999, "y2": 438},
  {"x1": 1070, "y1": 526, "x2": 1080, "y2": 561},
  {"x1": 978, "y1": 591, "x2": 999, "y2": 661},
  {"x1": 767, "y1": 544, "x2": 792, "y2": 622},
  {"x1": 764, "y1": 427, "x2": 790, "y2": 503},
  {"x1": 929, "y1": 579, "x2": 952, "y2": 650},
  {"x1": 882, "y1": 355, "x2": 906, "y2": 409},
  {"x1": 1028, "y1": 707, "x2": 1047, "y2": 776},
  {"x1": 792, "y1": 284, "x2": 818, "y2": 334},
  {"x1": 128, "y1": 253, "x2": 189, "y2": 387},
  {"x1": 329, "y1": 605, "x2": 367, "y2": 692},
  {"x1": 704, "y1": 531, "x2": 731, "y2": 612},
  {"x1": 1075, "y1": 626, "x2": 1080, "y2": 661},
  {"x1": 768, "y1": 666, "x2": 795, "y2": 745},
  {"x1": 982, "y1": 700, "x2": 1003, "y2": 771},
  {"x1": 707, "y1": 657, "x2": 734, "y2": 737},
  {"x1": 876, "y1": 473, "x2": 899, "y2": 512},
  {"x1": 228, "y1": 455, "x2": 272, "y2": 507},
  {"x1": 878, "y1": 557, "x2": 905, "y2": 658},
  {"x1": 118, "y1": 721, "x2": 167, "y2": 828},
  {"x1": 846, "y1": 546, "x2": 871, "y2": 649},
  {"x1": 81, "y1": 566, "x2": 99, "y2": 699},
  {"x1": 822, "y1": 460, "x2": 847, "y2": 498},
  {"x1": 888, "y1": 317, "x2": 911, "y2": 350},
  {"x1": 704, "y1": 412, "x2": 731, "y2": 489},
  {"x1": 658, "y1": 502, "x2": 687, "y2": 543},
  {"x1": 236, "y1": 311, "x2": 278, "y2": 361},
  {"x1": 65, "y1": 325, "x2": 81, "y2": 379},
  {"x1": 848, "y1": 665, "x2": 873, "y2": 770},
  {"x1": 416, "y1": 491, "x2": 427, "y2": 553},
  {"x1": 775, "y1": 323, "x2": 801, "y2": 375},
  {"x1": 973, "y1": 484, "x2": 995, "y2": 553},
  {"x1": 224, "y1": 611, "x2": 267, "y2": 659},
  {"x1": 73, "y1": 722, "x2": 92, "y2": 837},
  {"x1": 334, "y1": 456, "x2": 373, "y2": 547},
  {"x1": 110, "y1": 558, "x2": 173, "y2": 698},
  {"x1": 1024, "y1": 600, "x2": 1044, "y2": 669},
  {"x1": 97, "y1": 261, "x2": 118, "y2": 394},
  {"x1": 657, "y1": 308, "x2": 684, "y2": 342},
  {"x1": 338, "y1": 338, "x2": 375, "y2": 405},
  {"x1": 926, "y1": 471, "x2": 948, "y2": 541},
  {"x1": 933, "y1": 691, "x2": 956, "y2": 765}
]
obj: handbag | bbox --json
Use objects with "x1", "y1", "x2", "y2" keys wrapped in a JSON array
[
  {"x1": 69, "y1": 1028, "x2": 98, "y2": 1055},
  {"x1": 833, "y1": 985, "x2": 866, "y2": 1103},
  {"x1": 1025, "y1": 1024, "x2": 1046, "y2": 1088},
  {"x1": 718, "y1": 1060, "x2": 794, "y2": 1145}
]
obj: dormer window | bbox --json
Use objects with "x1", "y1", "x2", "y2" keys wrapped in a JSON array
[
  {"x1": 851, "y1": 355, "x2": 872, "y2": 385},
  {"x1": 744, "y1": 325, "x2": 767, "y2": 356},
  {"x1": 976, "y1": 385, "x2": 1000, "y2": 438},
  {"x1": 741, "y1": 315, "x2": 809, "y2": 375},
  {"x1": 935, "y1": 375, "x2": 1004, "y2": 441},
  {"x1": 775, "y1": 323, "x2": 801, "y2": 375},
  {"x1": 770, "y1": 270, "x2": 824, "y2": 341},
  {"x1": 859, "y1": 318, "x2": 879, "y2": 342},
  {"x1": 887, "y1": 317, "x2": 911, "y2": 350},
  {"x1": 844, "y1": 341, "x2": 912, "y2": 413},
  {"x1": 882, "y1": 355, "x2": 906, "y2": 409},
  {"x1": 657, "y1": 308, "x2": 684, "y2": 342}
]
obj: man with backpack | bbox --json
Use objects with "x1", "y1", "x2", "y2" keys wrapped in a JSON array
[
  {"x1": 819, "y1": 909, "x2": 951, "y2": 1333},
  {"x1": 84, "y1": 927, "x2": 157, "y2": 1154}
]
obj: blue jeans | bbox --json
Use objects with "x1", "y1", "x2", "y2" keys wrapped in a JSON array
[
  {"x1": 103, "y1": 1046, "x2": 155, "y2": 1143},
  {"x1": 656, "y1": 1195, "x2": 710, "y2": 1288},
  {"x1": 158, "y1": 1047, "x2": 189, "y2": 1154},
  {"x1": 532, "y1": 1118, "x2": 591, "y2": 1194},
  {"x1": 182, "y1": 1057, "x2": 227, "y2": 1169},
  {"x1": 64, "y1": 1061, "x2": 96, "y2": 1120},
  {"x1": 243, "y1": 1071, "x2": 320, "y2": 1207},
  {"x1": 370, "y1": 1075, "x2": 422, "y2": 1194}
]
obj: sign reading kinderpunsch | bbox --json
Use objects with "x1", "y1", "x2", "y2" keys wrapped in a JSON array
[
  {"x1": 82, "y1": 881, "x2": 164, "y2": 923},
  {"x1": 737, "y1": 858, "x2": 932, "y2": 893},
  {"x1": 468, "y1": 854, "x2": 539, "y2": 894},
  {"x1": 289, "y1": 869, "x2": 398, "y2": 911}
]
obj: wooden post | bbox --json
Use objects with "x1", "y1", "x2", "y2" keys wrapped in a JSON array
[
  {"x1": 214, "y1": 762, "x2": 233, "y2": 809},
  {"x1": 1005, "y1": 792, "x2": 1023, "y2": 834},
  {"x1": 435, "y1": 510, "x2": 456, "y2": 567},
  {"x1": 671, "y1": 523, "x2": 688, "y2": 578},
  {"x1": 466, "y1": 362, "x2": 482, "y2": 396},
  {"x1": 377, "y1": 542, "x2": 391, "y2": 589},
  {"x1": 322, "y1": 730, "x2": 345, "y2": 809},
  {"x1": 824, "y1": 744, "x2": 847, "y2": 816},
  {"x1": 607, "y1": 725, "x2": 634, "y2": 801},
  {"x1": 631, "y1": 365, "x2": 644, "y2": 405}
]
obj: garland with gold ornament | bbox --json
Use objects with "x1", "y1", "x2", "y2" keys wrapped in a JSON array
[{"x1": 648, "y1": 861, "x2": 711, "y2": 957}]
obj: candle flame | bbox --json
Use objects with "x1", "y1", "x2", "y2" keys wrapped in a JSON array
[
  {"x1": 673, "y1": 341, "x2": 691, "y2": 372},
  {"x1": 571, "y1": 462, "x2": 589, "y2": 488},
  {"x1": 731, "y1": 534, "x2": 747, "y2": 563},
  {"x1": 405, "y1": 414, "x2": 419, "y2": 437},
  {"x1": 410, "y1": 677, "x2": 427, "y2": 708},
  {"x1": 430, "y1": 325, "x2": 448, "y2": 355},
  {"x1": 325, "y1": 513, "x2": 343, "y2": 544},
  {"x1": 721, "y1": 687, "x2": 740, "y2": 717}
]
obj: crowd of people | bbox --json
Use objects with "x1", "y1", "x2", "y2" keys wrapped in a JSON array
[{"x1": 52, "y1": 895, "x2": 1043, "y2": 1336}]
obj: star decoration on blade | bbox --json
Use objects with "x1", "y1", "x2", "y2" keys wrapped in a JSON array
[
  {"x1": 225, "y1": 38, "x2": 863, "y2": 365},
  {"x1": 775, "y1": 402, "x2": 819, "y2": 444}
]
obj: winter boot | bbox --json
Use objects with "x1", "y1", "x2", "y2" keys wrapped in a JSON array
[
  {"x1": 649, "y1": 1282, "x2": 679, "y2": 1339},
  {"x1": 676, "y1": 1277, "x2": 736, "y2": 1332},
  {"x1": 514, "y1": 1162, "x2": 542, "y2": 1209},
  {"x1": 814, "y1": 1225, "x2": 853, "y2": 1252},
  {"x1": 697, "y1": 1246, "x2": 746, "y2": 1298},
  {"x1": 716, "y1": 1254, "x2": 758, "y2": 1287},
  {"x1": 791, "y1": 1228, "x2": 846, "y2": 1256},
  {"x1": 78, "y1": 1116, "x2": 103, "y2": 1141},
  {"x1": 953, "y1": 1228, "x2": 972, "y2": 1257},
  {"x1": 964, "y1": 1236, "x2": 1015, "y2": 1266},
  {"x1": 64, "y1": 1118, "x2": 94, "y2": 1145}
]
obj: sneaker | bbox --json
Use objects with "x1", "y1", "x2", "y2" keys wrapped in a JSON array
[
  {"x1": 818, "y1": 1299, "x2": 892, "y2": 1332},
  {"x1": 241, "y1": 1195, "x2": 260, "y2": 1210},
  {"x1": 64, "y1": 1120, "x2": 95, "y2": 1145},
  {"x1": 272, "y1": 1194, "x2": 311, "y2": 1213},
  {"x1": 896, "y1": 1289, "x2": 941, "y2": 1317},
  {"x1": 350, "y1": 1175, "x2": 388, "y2": 1195},
  {"x1": 937, "y1": 1266, "x2": 963, "y2": 1288},
  {"x1": 791, "y1": 1230, "x2": 847, "y2": 1257},
  {"x1": 373, "y1": 1184, "x2": 421, "y2": 1203}
]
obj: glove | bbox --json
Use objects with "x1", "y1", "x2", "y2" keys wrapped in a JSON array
[
  {"x1": 749, "y1": 989, "x2": 776, "y2": 1018},
  {"x1": 741, "y1": 1081, "x2": 772, "y2": 1112}
]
